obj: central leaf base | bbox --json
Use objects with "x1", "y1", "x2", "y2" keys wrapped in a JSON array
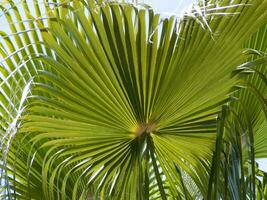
[{"x1": 135, "y1": 122, "x2": 156, "y2": 137}]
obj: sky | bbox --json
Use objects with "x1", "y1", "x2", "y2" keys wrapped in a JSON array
[{"x1": 145, "y1": 0, "x2": 196, "y2": 16}]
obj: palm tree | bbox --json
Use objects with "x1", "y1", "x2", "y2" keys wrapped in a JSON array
[{"x1": 0, "y1": 0, "x2": 267, "y2": 199}]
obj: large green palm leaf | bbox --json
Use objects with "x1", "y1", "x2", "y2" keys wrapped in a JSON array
[{"x1": 1, "y1": 0, "x2": 267, "y2": 199}]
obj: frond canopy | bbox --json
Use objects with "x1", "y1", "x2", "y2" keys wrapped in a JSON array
[{"x1": 0, "y1": 0, "x2": 267, "y2": 199}]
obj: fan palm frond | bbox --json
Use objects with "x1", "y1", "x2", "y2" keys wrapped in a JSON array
[{"x1": 0, "y1": 0, "x2": 267, "y2": 199}]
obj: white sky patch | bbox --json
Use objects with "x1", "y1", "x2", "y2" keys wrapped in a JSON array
[
  {"x1": 145, "y1": 0, "x2": 196, "y2": 17},
  {"x1": 257, "y1": 159, "x2": 267, "y2": 173}
]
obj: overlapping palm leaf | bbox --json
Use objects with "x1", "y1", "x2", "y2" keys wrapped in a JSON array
[
  {"x1": 207, "y1": 19, "x2": 267, "y2": 199},
  {"x1": 0, "y1": 0, "x2": 267, "y2": 199}
]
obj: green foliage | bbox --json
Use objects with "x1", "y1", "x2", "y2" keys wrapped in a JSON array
[{"x1": 0, "y1": 0, "x2": 267, "y2": 199}]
